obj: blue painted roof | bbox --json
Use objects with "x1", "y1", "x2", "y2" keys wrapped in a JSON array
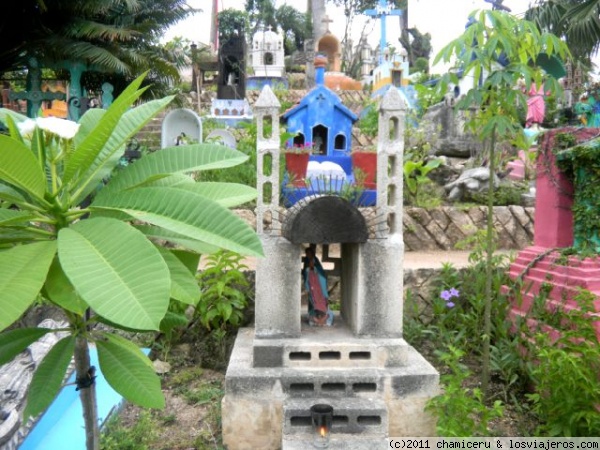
[{"x1": 281, "y1": 85, "x2": 358, "y2": 123}]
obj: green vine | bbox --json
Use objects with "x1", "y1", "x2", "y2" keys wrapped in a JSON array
[{"x1": 555, "y1": 139, "x2": 600, "y2": 253}]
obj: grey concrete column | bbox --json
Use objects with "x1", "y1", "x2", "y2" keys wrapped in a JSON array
[
  {"x1": 254, "y1": 236, "x2": 302, "y2": 338},
  {"x1": 354, "y1": 236, "x2": 404, "y2": 338},
  {"x1": 254, "y1": 85, "x2": 281, "y2": 235}
]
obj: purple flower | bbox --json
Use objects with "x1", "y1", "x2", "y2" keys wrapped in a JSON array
[
  {"x1": 446, "y1": 301, "x2": 455, "y2": 308},
  {"x1": 449, "y1": 288, "x2": 460, "y2": 298},
  {"x1": 440, "y1": 290, "x2": 452, "y2": 301}
]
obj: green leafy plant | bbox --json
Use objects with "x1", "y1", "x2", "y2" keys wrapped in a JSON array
[
  {"x1": 0, "y1": 73, "x2": 262, "y2": 450},
  {"x1": 101, "y1": 410, "x2": 157, "y2": 450},
  {"x1": 555, "y1": 139, "x2": 600, "y2": 253},
  {"x1": 524, "y1": 290, "x2": 600, "y2": 436},
  {"x1": 426, "y1": 345, "x2": 504, "y2": 436},
  {"x1": 434, "y1": 9, "x2": 569, "y2": 395},
  {"x1": 195, "y1": 250, "x2": 251, "y2": 331},
  {"x1": 403, "y1": 159, "x2": 442, "y2": 206},
  {"x1": 357, "y1": 99, "x2": 379, "y2": 138}
]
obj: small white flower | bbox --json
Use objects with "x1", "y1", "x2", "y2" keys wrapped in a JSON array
[
  {"x1": 36, "y1": 117, "x2": 80, "y2": 140},
  {"x1": 17, "y1": 119, "x2": 37, "y2": 137}
]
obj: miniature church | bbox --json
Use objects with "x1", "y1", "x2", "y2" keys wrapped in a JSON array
[
  {"x1": 221, "y1": 85, "x2": 439, "y2": 449},
  {"x1": 247, "y1": 26, "x2": 288, "y2": 90},
  {"x1": 280, "y1": 55, "x2": 381, "y2": 207},
  {"x1": 283, "y1": 55, "x2": 356, "y2": 157}
]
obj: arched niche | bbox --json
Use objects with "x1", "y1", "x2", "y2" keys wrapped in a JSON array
[
  {"x1": 282, "y1": 196, "x2": 368, "y2": 244},
  {"x1": 317, "y1": 34, "x2": 341, "y2": 72}
]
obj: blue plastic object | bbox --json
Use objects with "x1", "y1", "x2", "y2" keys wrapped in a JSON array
[{"x1": 20, "y1": 346, "x2": 150, "y2": 450}]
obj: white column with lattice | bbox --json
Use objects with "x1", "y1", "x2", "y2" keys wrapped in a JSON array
[
  {"x1": 254, "y1": 85, "x2": 282, "y2": 235},
  {"x1": 375, "y1": 88, "x2": 406, "y2": 239}
]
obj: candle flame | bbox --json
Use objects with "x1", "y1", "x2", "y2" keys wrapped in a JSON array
[{"x1": 320, "y1": 426, "x2": 327, "y2": 437}]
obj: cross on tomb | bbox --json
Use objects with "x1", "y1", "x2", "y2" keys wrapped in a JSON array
[
  {"x1": 363, "y1": 0, "x2": 403, "y2": 65},
  {"x1": 9, "y1": 58, "x2": 65, "y2": 118},
  {"x1": 484, "y1": 0, "x2": 511, "y2": 12},
  {"x1": 321, "y1": 15, "x2": 334, "y2": 33}
]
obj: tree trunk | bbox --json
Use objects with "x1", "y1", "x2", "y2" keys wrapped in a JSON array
[
  {"x1": 481, "y1": 127, "x2": 496, "y2": 397},
  {"x1": 311, "y1": 0, "x2": 326, "y2": 42},
  {"x1": 305, "y1": 0, "x2": 326, "y2": 88},
  {"x1": 74, "y1": 336, "x2": 99, "y2": 450}
]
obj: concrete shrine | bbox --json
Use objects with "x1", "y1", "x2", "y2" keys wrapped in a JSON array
[
  {"x1": 221, "y1": 85, "x2": 438, "y2": 449},
  {"x1": 247, "y1": 26, "x2": 288, "y2": 90},
  {"x1": 210, "y1": 25, "x2": 252, "y2": 123}
]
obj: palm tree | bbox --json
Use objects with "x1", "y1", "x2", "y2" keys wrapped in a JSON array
[
  {"x1": 526, "y1": 0, "x2": 600, "y2": 62},
  {"x1": 0, "y1": 0, "x2": 197, "y2": 96}
]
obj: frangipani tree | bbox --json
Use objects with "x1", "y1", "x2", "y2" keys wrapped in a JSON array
[
  {"x1": 0, "y1": 73, "x2": 262, "y2": 450},
  {"x1": 433, "y1": 10, "x2": 570, "y2": 395}
]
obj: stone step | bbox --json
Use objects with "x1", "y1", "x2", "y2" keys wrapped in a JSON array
[
  {"x1": 253, "y1": 313, "x2": 409, "y2": 369},
  {"x1": 283, "y1": 397, "x2": 387, "y2": 437},
  {"x1": 282, "y1": 367, "x2": 381, "y2": 398},
  {"x1": 253, "y1": 338, "x2": 409, "y2": 369},
  {"x1": 282, "y1": 435, "x2": 387, "y2": 450}
]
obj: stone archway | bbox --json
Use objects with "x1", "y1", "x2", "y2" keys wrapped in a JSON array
[
  {"x1": 282, "y1": 196, "x2": 369, "y2": 329},
  {"x1": 317, "y1": 34, "x2": 341, "y2": 72},
  {"x1": 282, "y1": 196, "x2": 368, "y2": 244}
]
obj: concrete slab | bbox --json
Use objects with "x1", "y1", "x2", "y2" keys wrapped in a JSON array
[{"x1": 282, "y1": 435, "x2": 388, "y2": 450}]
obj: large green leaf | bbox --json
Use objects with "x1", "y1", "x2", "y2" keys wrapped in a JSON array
[
  {"x1": 0, "y1": 108, "x2": 28, "y2": 125},
  {"x1": 0, "y1": 209, "x2": 35, "y2": 226},
  {"x1": 176, "y1": 182, "x2": 257, "y2": 208},
  {"x1": 58, "y1": 218, "x2": 170, "y2": 330},
  {"x1": 0, "y1": 327, "x2": 53, "y2": 366},
  {"x1": 0, "y1": 241, "x2": 57, "y2": 331},
  {"x1": 74, "y1": 109, "x2": 106, "y2": 149},
  {"x1": 157, "y1": 247, "x2": 200, "y2": 305},
  {"x1": 3, "y1": 115, "x2": 25, "y2": 144},
  {"x1": 97, "y1": 333, "x2": 164, "y2": 409},
  {"x1": 73, "y1": 97, "x2": 174, "y2": 205},
  {"x1": 0, "y1": 229, "x2": 53, "y2": 245},
  {"x1": 63, "y1": 73, "x2": 148, "y2": 186},
  {"x1": 96, "y1": 144, "x2": 248, "y2": 200},
  {"x1": 0, "y1": 182, "x2": 26, "y2": 205},
  {"x1": 142, "y1": 174, "x2": 195, "y2": 188},
  {"x1": 0, "y1": 134, "x2": 47, "y2": 202},
  {"x1": 160, "y1": 311, "x2": 188, "y2": 334},
  {"x1": 44, "y1": 257, "x2": 88, "y2": 315},
  {"x1": 92, "y1": 187, "x2": 263, "y2": 257},
  {"x1": 170, "y1": 249, "x2": 202, "y2": 274},
  {"x1": 134, "y1": 224, "x2": 220, "y2": 254},
  {"x1": 24, "y1": 335, "x2": 75, "y2": 420}
]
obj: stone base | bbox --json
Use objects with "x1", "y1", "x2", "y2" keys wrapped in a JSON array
[{"x1": 222, "y1": 326, "x2": 439, "y2": 450}]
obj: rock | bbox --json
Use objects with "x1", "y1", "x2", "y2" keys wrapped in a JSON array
[
  {"x1": 0, "y1": 319, "x2": 69, "y2": 449},
  {"x1": 421, "y1": 102, "x2": 483, "y2": 158},
  {"x1": 444, "y1": 167, "x2": 500, "y2": 202},
  {"x1": 153, "y1": 359, "x2": 172, "y2": 374}
]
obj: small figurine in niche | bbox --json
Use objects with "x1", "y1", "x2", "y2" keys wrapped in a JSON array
[
  {"x1": 302, "y1": 246, "x2": 334, "y2": 327},
  {"x1": 175, "y1": 132, "x2": 189, "y2": 146}
]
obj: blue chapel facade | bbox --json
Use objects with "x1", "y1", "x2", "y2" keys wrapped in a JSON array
[{"x1": 282, "y1": 56, "x2": 357, "y2": 160}]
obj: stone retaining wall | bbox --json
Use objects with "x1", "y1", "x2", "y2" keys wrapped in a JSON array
[{"x1": 403, "y1": 206, "x2": 534, "y2": 251}]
